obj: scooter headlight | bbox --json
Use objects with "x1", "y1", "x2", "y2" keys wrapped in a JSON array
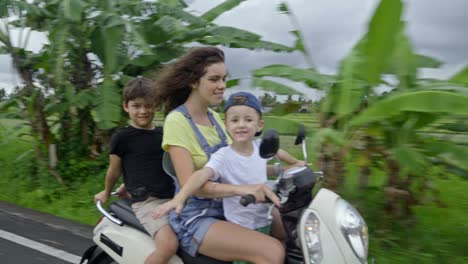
[
  {"x1": 303, "y1": 211, "x2": 322, "y2": 264},
  {"x1": 335, "y1": 199, "x2": 368, "y2": 262}
]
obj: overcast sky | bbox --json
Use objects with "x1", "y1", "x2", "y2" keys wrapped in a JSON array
[{"x1": 1, "y1": 0, "x2": 468, "y2": 100}]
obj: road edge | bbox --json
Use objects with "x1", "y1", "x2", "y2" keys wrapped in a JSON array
[{"x1": 0, "y1": 200, "x2": 93, "y2": 239}]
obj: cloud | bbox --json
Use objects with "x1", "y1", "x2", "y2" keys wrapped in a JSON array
[
  {"x1": 0, "y1": 56, "x2": 21, "y2": 90},
  {"x1": 1, "y1": 0, "x2": 467, "y2": 95},
  {"x1": 0, "y1": 27, "x2": 48, "y2": 93},
  {"x1": 404, "y1": 0, "x2": 468, "y2": 66},
  {"x1": 208, "y1": 0, "x2": 468, "y2": 76}
]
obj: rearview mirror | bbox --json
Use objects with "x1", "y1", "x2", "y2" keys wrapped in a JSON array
[
  {"x1": 294, "y1": 124, "x2": 306, "y2": 145},
  {"x1": 259, "y1": 129, "x2": 279, "y2": 159}
]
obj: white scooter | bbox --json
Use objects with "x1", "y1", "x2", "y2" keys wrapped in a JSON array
[{"x1": 80, "y1": 124, "x2": 369, "y2": 264}]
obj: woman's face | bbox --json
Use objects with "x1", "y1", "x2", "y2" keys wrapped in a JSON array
[{"x1": 192, "y1": 62, "x2": 227, "y2": 106}]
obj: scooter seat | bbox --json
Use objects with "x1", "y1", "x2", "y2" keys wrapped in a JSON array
[{"x1": 109, "y1": 198, "x2": 149, "y2": 235}]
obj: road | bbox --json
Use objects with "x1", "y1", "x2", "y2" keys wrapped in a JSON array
[{"x1": 0, "y1": 200, "x2": 94, "y2": 264}]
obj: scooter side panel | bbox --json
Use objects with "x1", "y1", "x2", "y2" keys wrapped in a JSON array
[{"x1": 93, "y1": 218, "x2": 183, "y2": 264}]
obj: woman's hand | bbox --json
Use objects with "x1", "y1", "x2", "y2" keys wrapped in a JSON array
[
  {"x1": 152, "y1": 197, "x2": 186, "y2": 219},
  {"x1": 239, "y1": 184, "x2": 280, "y2": 207}
]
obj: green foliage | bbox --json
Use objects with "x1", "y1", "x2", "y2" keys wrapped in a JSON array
[
  {"x1": 91, "y1": 15, "x2": 127, "y2": 74},
  {"x1": 0, "y1": 88, "x2": 6, "y2": 101},
  {"x1": 248, "y1": 5, "x2": 468, "y2": 261},
  {"x1": 1, "y1": 0, "x2": 467, "y2": 262},
  {"x1": 450, "y1": 66, "x2": 468, "y2": 86},
  {"x1": 262, "y1": 115, "x2": 301, "y2": 135},
  {"x1": 201, "y1": 0, "x2": 247, "y2": 22},
  {"x1": 253, "y1": 64, "x2": 332, "y2": 89},
  {"x1": 95, "y1": 80, "x2": 122, "y2": 130},
  {"x1": 0, "y1": 0, "x2": 296, "y2": 156},
  {"x1": 62, "y1": 0, "x2": 83, "y2": 22},
  {"x1": 414, "y1": 54, "x2": 443, "y2": 69},
  {"x1": 269, "y1": 101, "x2": 302, "y2": 116},
  {"x1": 0, "y1": 118, "x2": 108, "y2": 224},
  {"x1": 259, "y1": 92, "x2": 277, "y2": 107},
  {"x1": 252, "y1": 78, "x2": 301, "y2": 95},
  {"x1": 364, "y1": 0, "x2": 402, "y2": 85},
  {"x1": 349, "y1": 91, "x2": 468, "y2": 126}
]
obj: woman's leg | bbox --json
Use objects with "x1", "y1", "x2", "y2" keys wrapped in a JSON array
[{"x1": 198, "y1": 221, "x2": 285, "y2": 264}]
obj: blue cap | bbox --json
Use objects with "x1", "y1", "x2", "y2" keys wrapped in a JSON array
[{"x1": 223, "y1": 91, "x2": 262, "y2": 114}]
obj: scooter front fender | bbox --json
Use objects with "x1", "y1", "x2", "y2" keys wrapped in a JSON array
[{"x1": 299, "y1": 189, "x2": 366, "y2": 264}]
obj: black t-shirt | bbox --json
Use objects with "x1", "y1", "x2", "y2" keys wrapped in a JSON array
[{"x1": 110, "y1": 126, "x2": 175, "y2": 201}]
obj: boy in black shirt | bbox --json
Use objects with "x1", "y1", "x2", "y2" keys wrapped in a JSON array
[{"x1": 94, "y1": 77, "x2": 178, "y2": 264}]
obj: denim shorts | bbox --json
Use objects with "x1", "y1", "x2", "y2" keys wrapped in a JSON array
[{"x1": 169, "y1": 197, "x2": 224, "y2": 256}]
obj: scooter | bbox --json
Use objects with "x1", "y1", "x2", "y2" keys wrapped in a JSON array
[{"x1": 80, "y1": 124, "x2": 369, "y2": 264}]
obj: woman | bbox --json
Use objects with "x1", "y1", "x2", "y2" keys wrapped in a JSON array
[{"x1": 154, "y1": 46, "x2": 284, "y2": 264}]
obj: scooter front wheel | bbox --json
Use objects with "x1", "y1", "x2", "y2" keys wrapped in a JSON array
[{"x1": 93, "y1": 254, "x2": 117, "y2": 264}]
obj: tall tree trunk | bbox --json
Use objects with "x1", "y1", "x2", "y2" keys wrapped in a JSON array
[
  {"x1": 9, "y1": 44, "x2": 64, "y2": 185},
  {"x1": 71, "y1": 50, "x2": 95, "y2": 157},
  {"x1": 320, "y1": 145, "x2": 345, "y2": 191},
  {"x1": 359, "y1": 165, "x2": 370, "y2": 190},
  {"x1": 358, "y1": 136, "x2": 372, "y2": 190},
  {"x1": 383, "y1": 156, "x2": 412, "y2": 218}
]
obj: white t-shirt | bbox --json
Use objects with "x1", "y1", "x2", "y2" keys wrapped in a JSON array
[{"x1": 205, "y1": 139, "x2": 270, "y2": 230}]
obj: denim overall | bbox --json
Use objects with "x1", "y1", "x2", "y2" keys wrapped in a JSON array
[{"x1": 168, "y1": 105, "x2": 229, "y2": 256}]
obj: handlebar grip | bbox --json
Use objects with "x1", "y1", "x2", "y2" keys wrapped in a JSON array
[{"x1": 240, "y1": 194, "x2": 256, "y2": 207}]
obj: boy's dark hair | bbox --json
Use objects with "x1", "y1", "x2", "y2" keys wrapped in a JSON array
[{"x1": 123, "y1": 77, "x2": 155, "y2": 104}]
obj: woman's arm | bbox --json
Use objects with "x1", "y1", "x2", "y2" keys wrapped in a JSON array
[
  {"x1": 197, "y1": 182, "x2": 280, "y2": 207},
  {"x1": 175, "y1": 167, "x2": 214, "y2": 202},
  {"x1": 168, "y1": 146, "x2": 196, "y2": 186},
  {"x1": 152, "y1": 166, "x2": 214, "y2": 217}
]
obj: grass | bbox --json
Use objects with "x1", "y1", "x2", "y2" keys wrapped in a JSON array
[
  {"x1": 341, "y1": 162, "x2": 468, "y2": 263},
  {"x1": 1, "y1": 116, "x2": 467, "y2": 263},
  {"x1": 0, "y1": 118, "x2": 104, "y2": 225}
]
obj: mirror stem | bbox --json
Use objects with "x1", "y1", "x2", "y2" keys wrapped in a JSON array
[{"x1": 302, "y1": 140, "x2": 308, "y2": 164}]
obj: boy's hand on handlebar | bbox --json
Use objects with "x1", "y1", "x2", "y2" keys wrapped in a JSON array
[
  {"x1": 115, "y1": 183, "x2": 129, "y2": 198},
  {"x1": 152, "y1": 198, "x2": 185, "y2": 219},
  {"x1": 94, "y1": 191, "x2": 110, "y2": 204},
  {"x1": 242, "y1": 184, "x2": 280, "y2": 207}
]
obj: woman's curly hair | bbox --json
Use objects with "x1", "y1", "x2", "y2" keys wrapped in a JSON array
[{"x1": 154, "y1": 46, "x2": 225, "y2": 116}]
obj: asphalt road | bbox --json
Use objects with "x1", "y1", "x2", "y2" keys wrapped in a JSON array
[{"x1": 0, "y1": 201, "x2": 94, "y2": 264}]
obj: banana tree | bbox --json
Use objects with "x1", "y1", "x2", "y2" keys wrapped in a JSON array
[
  {"x1": 243, "y1": 0, "x2": 468, "y2": 218},
  {"x1": 0, "y1": 0, "x2": 294, "y2": 183}
]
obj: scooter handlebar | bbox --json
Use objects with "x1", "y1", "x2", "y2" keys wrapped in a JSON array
[
  {"x1": 96, "y1": 200, "x2": 123, "y2": 226},
  {"x1": 240, "y1": 194, "x2": 256, "y2": 207}
]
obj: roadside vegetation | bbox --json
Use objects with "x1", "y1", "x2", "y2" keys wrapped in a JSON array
[{"x1": 1, "y1": 0, "x2": 467, "y2": 263}]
